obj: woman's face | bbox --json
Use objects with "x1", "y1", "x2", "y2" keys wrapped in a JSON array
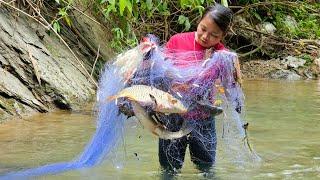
[{"x1": 196, "y1": 14, "x2": 224, "y2": 48}]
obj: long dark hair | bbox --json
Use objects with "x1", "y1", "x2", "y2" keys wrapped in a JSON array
[{"x1": 200, "y1": 3, "x2": 233, "y2": 33}]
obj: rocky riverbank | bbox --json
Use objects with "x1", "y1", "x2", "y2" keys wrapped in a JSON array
[
  {"x1": 0, "y1": 8, "x2": 112, "y2": 122},
  {"x1": 241, "y1": 56, "x2": 320, "y2": 80},
  {"x1": 1, "y1": 4, "x2": 319, "y2": 122}
]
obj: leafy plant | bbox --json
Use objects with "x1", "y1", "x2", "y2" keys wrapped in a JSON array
[
  {"x1": 98, "y1": 0, "x2": 218, "y2": 52},
  {"x1": 52, "y1": 0, "x2": 73, "y2": 33}
]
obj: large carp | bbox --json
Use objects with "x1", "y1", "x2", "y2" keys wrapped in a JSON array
[
  {"x1": 131, "y1": 101, "x2": 192, "y2": 140},
  {"x1": 108, "y1": 85, "x2": 188, "y2": 114}
]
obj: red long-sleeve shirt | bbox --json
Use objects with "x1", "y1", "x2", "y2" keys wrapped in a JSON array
[
  {"x1": 165, "y1": 32, "x2": 226, "y2": 120},
  {"x1": 166, "y1": 32, "x2": 225, "y2": 51}
]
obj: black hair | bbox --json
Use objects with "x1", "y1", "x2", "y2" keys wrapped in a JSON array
[{"x1": 200, "y1": 3, "x2": 233, "y2": 33}]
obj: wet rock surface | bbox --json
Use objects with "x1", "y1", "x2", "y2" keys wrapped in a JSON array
[{"x1": 0, "y1": 10, "x2": 102, "y2": 122}]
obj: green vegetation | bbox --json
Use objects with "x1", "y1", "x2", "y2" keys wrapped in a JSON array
[
  {"x1": 242, "y1": 1, "x2": 320, "y2": 39},
  {"x1": 96, "y1": 0, "x2": 216, "y2": 51},
  {"x1": 26, "y1": 0, "x2": 320, "y2": 55}
]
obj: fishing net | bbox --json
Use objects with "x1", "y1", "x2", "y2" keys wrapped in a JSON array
[
  {"x1": 1, "y1": 35, "x2": 260, "y2": 178},
  {"x1": 113, "y1": 35, "x2": 261, "y2": 170}
]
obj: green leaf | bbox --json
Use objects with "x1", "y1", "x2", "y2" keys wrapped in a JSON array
[
  {"x1": 180, "y1": 0, "x2": 191, "y2": 9},
  {"x1": 161, "y1": 10, "x2": 170, "y2": 16},
  {"x1": 221, "y1": 0, "x2": 228, "y2": 7},
  {"x1": 178, "y1": 15, "x2": 190, "y2": 30},
  {"x1": 184, "y1": 18, "x2": 191, "y2": 30},
  {"x1": 103, "y1": 4, "x2": 117, "y2": 18},
  {"x1": 112, "y1": 28, "x2": 124, "y2": 39},
  {"x1": 195, "y1": 5, "x2": 205, "y2": 16},
  {"x1": 119, "y1": 0, "x2": 133, "y2": 16},
  {"x1": 108, "y1": 0, "x2": 116, "y2": 4},
  {"x1": 55, "y1": 0, "x2": 60, "y2": 4},
  {"x1": 178, "y1": 15, "x2": 186, "y2": 24},
  {"x1": 146, "y1": 0, "x2": 153, "y2": 10},
  {"x1": 53, "y1": 21, "x2": 61, "y2": 33},
  {"x1": 253, "y1": 11, "x2": 262, "y2": 21},
  {"x1": 64, "y1": 16, "x2": 72, "y2": 27},
  {"x1": 58, "y1": 8, "x2": 68, "y2": 16}
]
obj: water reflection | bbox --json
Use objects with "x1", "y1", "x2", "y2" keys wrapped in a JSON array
[{"x1": 0, "y1": 80, "x2": 320, "y2": 179}]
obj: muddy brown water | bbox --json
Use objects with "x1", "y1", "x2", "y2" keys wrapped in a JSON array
[{"x1": 0, "y1": 80, "x2": 319, "y2": 179}]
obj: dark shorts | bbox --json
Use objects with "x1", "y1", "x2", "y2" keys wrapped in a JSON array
[{"x1": 158, "y1": 114, "x2": 216, "y2": 171}]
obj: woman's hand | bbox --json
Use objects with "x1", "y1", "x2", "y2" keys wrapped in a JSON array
[
  {"x1": 117, "y1": 98, "x2": 134, "y2": 118},
  {"x1": 139, "y1": 37, "x2": 157, "y2": 54},
  {"x1": 204, "y1": 47, "x2": 214, "y2": 60}
]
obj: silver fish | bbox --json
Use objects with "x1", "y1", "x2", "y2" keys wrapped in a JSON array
[
  {"x1": 131, "y1": 101, "x2": 192, "y2": 140},
  {"x1": 108, "y1": 85, "x2": 188, "y2": 114}
]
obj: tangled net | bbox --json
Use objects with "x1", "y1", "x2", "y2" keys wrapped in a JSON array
[
  {"x1": 1, "y1": 35, "x2": 260, "y2": 179},
  {"x1": 113, "y1": 35, "x2": 261, "y2": 168}
]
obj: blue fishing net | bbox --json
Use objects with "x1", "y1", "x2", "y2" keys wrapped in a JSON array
[
  {"x1": 0, "y1": 64, "x2": 127, "y2": 179},
  {"x1": 0, "y1": 35, "x2": 260, "y2": 179},
  {"x1": 118, "y1": 36, "x2": 261, "y2": 170}
]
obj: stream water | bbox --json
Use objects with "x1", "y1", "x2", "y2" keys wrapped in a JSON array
[{"x1": 0, "y1": 80, "x2": 319, "y2": 179}]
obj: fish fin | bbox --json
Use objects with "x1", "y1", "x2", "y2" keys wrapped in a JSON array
[{"x1": 150, "y1": 112, "x2": 157, "y2": 119}]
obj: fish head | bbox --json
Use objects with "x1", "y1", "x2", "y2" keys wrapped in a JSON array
[{"x1": 164, "y1": 95, "x2": 188, "y2": 114}]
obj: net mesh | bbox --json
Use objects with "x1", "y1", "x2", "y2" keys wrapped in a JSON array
[
  {"x1": 1, "y1": 35, "x2": 260, "y2": 178},
  {"x1": 114, "y1": 35, "x2": 261, "y2": 170}
]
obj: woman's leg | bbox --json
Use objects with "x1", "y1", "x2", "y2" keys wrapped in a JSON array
[
  {"x1": 158, "y1": 114, "x2": 188, "y2": 171},
  {"x1": 188, "y1": 116, "x2": 217, "y2": 171}
]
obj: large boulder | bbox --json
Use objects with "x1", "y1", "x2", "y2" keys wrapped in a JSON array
[
  {"x1": 269, "y1": 69, "x2": 302, "y2": 80},
  {"x1": 0, "y1": 10, "x2": 99, "y2": 121}
]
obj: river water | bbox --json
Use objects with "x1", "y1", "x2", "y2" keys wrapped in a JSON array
[{"x1": 0, "y1": 80, "x2": 319, "y2": 179}]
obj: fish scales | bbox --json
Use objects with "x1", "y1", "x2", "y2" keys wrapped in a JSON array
[
  {"x1": 131, "y1": 101, "x2": 192, "y2": 140},
  {"x1": 108, "y1": 85, "x2": 188, "y2": 114}
]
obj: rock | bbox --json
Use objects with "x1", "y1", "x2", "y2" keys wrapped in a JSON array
[
  {"x1": 0, "y1": 68, "x2": 47, "y2": 112},
  {"x1": 281, "y1": 56, "x2": 306, "y2": 69},
  {"x1": 315, "y1": 58, "x2": 320, "y2": 71},
  {"x1": 311, "y1": 58, "x2": 320, "y2": 77},
  {"x1": 0, "y1": 9, "x2": 101, "y2": 121},
  {"x1": 257, "y1": 22, "x2": 276, "y2": 34},
  {"x1": 269, "y1": 69, "x2": 302, "y2": 80},
  {"x1": 283, "y1": 15, "x2": 298, "y2": 31}
]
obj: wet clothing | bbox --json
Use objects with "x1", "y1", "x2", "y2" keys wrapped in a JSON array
[
  {"x1": 158, "y1": 115, "x2": 216, "y2": 171},
  {"x1": 118, "y1": 33, "x2": 225, "y2": 171},
  {"x1": 158, "y1": 32, "x2": 224, "y2": 171},
  {"x1": 166, "y1": 32, "x2": 226, "y2": 120}
]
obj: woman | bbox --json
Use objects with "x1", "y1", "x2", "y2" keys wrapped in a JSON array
[
  {"x1": 157, "y1": 3, "x2": 237, "y2": 172},
  {"x1": 118, "y1": 3, "x2": 240, "y2": 173}
]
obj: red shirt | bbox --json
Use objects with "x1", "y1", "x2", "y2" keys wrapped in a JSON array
[
  {"x1": 165, "y1": 32, "x2": 226, "y2": 120},
  {"x1": 166, "y1": 32, "x2": 225, "y2": 67},
  {"x1": 166, "y1": 32, "x2": 225, "y2": 52}
]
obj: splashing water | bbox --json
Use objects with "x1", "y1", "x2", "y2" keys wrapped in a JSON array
[{"x1": 1, "y1": 36, "x2": 261, "y2": 178}]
